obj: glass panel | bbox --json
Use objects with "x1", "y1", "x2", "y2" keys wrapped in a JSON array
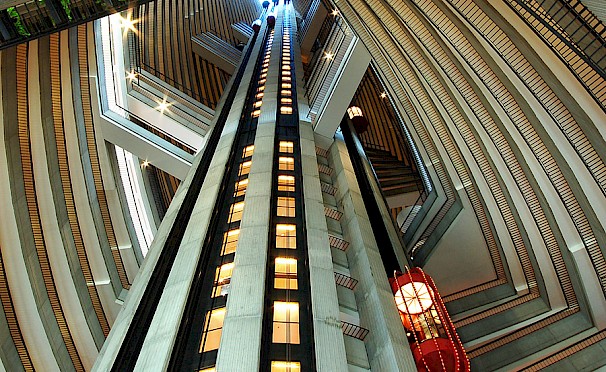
[
  {"x1": 221, "y1": 229, "x2": 240, "y2": 255},
  {"x1": 270, "y1": 361, "x2": 300, "y2": 372},
  {"x1": 279, "y1": 141, "x2": 294, "y2": 153},
  {"x1": 275, "y1": 257, "x2": 297, "y2": 290},
  {"x1": 212, "y1": 263, "x2": 234, "y2": 297},
  {"x1": 279, "y1": 157, "x2": 294, "y2": 171},
  {"x1": 200, "y1": 308, "x2": 225, "y2": 352},
  {"x1": 243, "y1": 145, "x2": 255, "y2": 158},
  {"x1": 235, "y1": 179, "x2": 248, "y2": 197},
  {"x1": 276, "y1": 224, "x2": 296, "y2": 249},
  {"x1": 278, "y1": 175, "x2": 295, "y2": 192},
  {"x1": 277, "y1": 197, "x2": 295, "y2": 217},
  {"x1": 239, "y1": 161, "x2": 252, "y2": 176},
  {"x1": 229, "y1": 202, "x2": 245, "y2": 222},
  {"x1": 272, "y1": 302, "x2": 300, "y2": 344}
]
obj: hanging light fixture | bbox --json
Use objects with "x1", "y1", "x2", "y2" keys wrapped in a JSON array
[
  {"x1": 252, "y1": 19, "x2": 262, "y2": 33},
  {"x1": 390, "y1": 268, "x2": 470, "y2": 372},
  {"x1": 346, "y1": 106, "x2": 369, "y2": 134},
  {"x1": 267, "y1": 12, "x2": 276, "y2": 28}
]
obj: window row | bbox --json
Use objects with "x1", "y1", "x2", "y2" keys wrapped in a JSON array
[
  {"x1": 280, "y1": 27, "x2": 293, "y2": 115},
  {"x1": 252, "y1": 30, "x2": 275, "y2": 118},
  {"x1": 199, "y1": 301, "x2": 302, "y2": 353}
]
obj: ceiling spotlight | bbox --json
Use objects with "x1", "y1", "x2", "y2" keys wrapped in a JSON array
[
  {"x1": 119, "y1": 13, "x2": 139, "y2": 35},
  {"x1": 323, "y1": 52, "x2": 334, "y2": 60},
  {"x1": 156, "y1": 98, "x2": 172, "y2": 113},
  {"x1": 380, "y1": 92, "x2": 387, "y2": 99}
]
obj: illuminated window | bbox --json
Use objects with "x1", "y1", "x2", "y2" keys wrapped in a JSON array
[
  {"x1": 221, "y1": 229, "x2": 240, "y2": 255},
  {"x1": 261, "y1": 68, "x2": 268, "y2": 73},
  {"x1": 271, "y1": 361, "x2": 300, "y2": 372},
  {"x1": 252, "y1": 109, "x2": 261, "y2": 118},
  {"x1": 281, "y1": 90, "x2": 291, "y2": 96},
  {"x1": 258, "y1": 79, "x2": 266, "y2": 85},
  {"x1": 277, "y1": 197, "x2": 295, "y2": 217},
  {"x1": 239, "y1": 161, "x2": 252, "y2": 176},
  {"x1": 234, "y1": 179, "x2": 248, "y2": 197},
  {"x1": 281, "y1": 107, "x2": 293, "y2": 114},
  {"x1": 200, "y1": 308, "x2": 225, "y2": 352},
  {"x1": 282, "y1": 77, "x2": 291, "y2": 82},
  {"x1": 281, "y1": 98, "x2": 293, "y2": 105},
  {"x1": 212, "y1": 263, "x2": 234, "y2": 297},
  {"x1": 278, "y1": 175, "x2": 295, "y2": 192},
  {"x1": 282, "y1": 83, "x2": 292, "y2": 89},
  {"x1": 258, "y1": 86, "x2": 265, "y2": 92},
  {"x1": 275, "y1": 257, "x2": 297, "y2": 290},
  {"x1": 254, "y1": 101, "x2": 263, "y2": 108},
  {"x1": 276, "y1": 224, "x2": 296, "y2": 249},
  {"x1": 199, "y1": 367, "x2": 216, "y2": 372},
  {"x1": 283, "y1": 71, "x2": 291, "y2": 77},
  {"x1": 229, "y1": 202, "x2": 245, "y2": 222},
  {"x1": 282, "y1": 65, "x2": 291, "y2": 70},
  {"x1": 279, "y1": 157, "x2": 294, "y2": 170},
  {"x1": 243, "y1": 145, "x2": 255, "y2": 157},
  {"x1": 279, "y1": 141, "x2": 293, "y2": 153},
  {"x1": 272, "y1": 302, "x2": 300, "y2": 344},
  {"x1": 256, "y1": 92, "x2": 264, "y2": 100}
]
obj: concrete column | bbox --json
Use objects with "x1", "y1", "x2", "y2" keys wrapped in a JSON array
[{"x1": 330, "y1": 136, "x2": 416, "y2": 371}]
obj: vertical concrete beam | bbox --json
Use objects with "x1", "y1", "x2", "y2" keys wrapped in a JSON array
[
  {"x1": 294, "y1": 7, "x2": 349, "y2": 368},
  {"x1": 330, "y1": 136, "x2": 416, "y2": 371}
]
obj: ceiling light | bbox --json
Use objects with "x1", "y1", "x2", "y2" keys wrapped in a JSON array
[
  {"x1": 156, "y1": 98, "x2": 172, "y2": 113},
  {"x1": 119, "y1": 13, "x2": 139, "y2": 35}
]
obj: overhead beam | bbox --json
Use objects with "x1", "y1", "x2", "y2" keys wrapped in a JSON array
[
  {"x1": 313, "y1": 37, "x2": 371, "y2": 140},
  {"x1": 191, "y1": 32, "x2": 241, "y2": 74}
]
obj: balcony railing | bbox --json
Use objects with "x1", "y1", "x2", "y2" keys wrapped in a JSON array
[
  {"x1": 341, "y1": 321, "x2": 369, "y2": 340},
  {"x1": 0, "y1": 0, "x2": 154, "y2": 50},
  {"x1": 334, "y1": 272, "x2": 358, "y2": 290}
]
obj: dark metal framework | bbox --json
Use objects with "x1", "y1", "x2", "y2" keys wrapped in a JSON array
[{"x1": 260, "y1": 7, "x2": 317, "y2": 371}]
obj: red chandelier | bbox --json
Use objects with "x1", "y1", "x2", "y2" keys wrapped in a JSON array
[{"x1": 390, "y1": 268, "x2": 470, "y2": 372}]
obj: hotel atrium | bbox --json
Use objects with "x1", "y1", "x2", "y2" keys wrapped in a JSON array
[{"x1": 0, "y1": 0, "x2": 605, "y2": 370}]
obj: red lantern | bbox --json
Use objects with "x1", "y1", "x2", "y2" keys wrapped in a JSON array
[{"x1": 390, "y1": 268, "x2": 469, "y2": 372}]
